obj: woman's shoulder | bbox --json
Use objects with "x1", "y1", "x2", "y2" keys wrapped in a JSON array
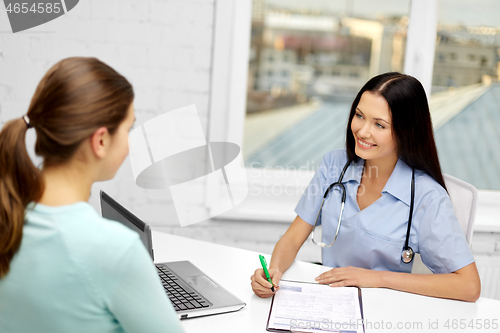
[
  {"x1": 72, "y1": 205, "x2": 138, "y2": 255},
  {"x1": 24, "y1": 202, "x2": 142, "y2": 286},
  {"x1": 56, "y1": 203, "x2": 143, "y2": 289},
  {"x1": 315, "y1": 149, "x2": 354, "y2": 182},
  {"x1": 30, "y1": 202, "x2": 140, "y2": 262},
  {"x1": 321, "y1": 149, "x2": 349, "y2": 168},
  {"x1": 414, "y1": 169, "x2": 449, "y2": 201}
]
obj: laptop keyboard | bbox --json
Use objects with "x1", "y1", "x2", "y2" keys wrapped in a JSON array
[{"x1": 156, "y1": 265, "x2": 211, "y2": 311}]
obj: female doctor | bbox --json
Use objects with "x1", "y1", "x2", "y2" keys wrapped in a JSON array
[{"x1": 250, "y1": 72, "x2": 481, "y2": 302}]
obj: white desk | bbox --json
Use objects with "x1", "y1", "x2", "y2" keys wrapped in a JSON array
[{"x1": 152, "y1": 231, "x2": 500, "y2": 333}]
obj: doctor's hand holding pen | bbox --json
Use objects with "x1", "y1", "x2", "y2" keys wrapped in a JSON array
[
  {"x1": 250, "y1": 267, "x2": 282, "y2": 298},
  {"x1": 250, "y1": 216, "x2": 313, "y2": 298}
]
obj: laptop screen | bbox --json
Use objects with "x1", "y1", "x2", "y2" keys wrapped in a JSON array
[{"x1": 100, "y1": 191, "x2": 153, "y2": 259}]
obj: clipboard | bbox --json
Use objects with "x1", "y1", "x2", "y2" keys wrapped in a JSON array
[{"x1": 266, "y1": 280, "x2": 365, "y2": 333}]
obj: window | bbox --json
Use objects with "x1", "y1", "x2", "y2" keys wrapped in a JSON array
[
  {"x1": 244, "y1": 0, "x2": 410, "y2": 171},
  {"x1": 432, "y1": 0, "x2": 500, "y2": 191},
  {"x1": 219, "y1": 0, "x2": 411, "y2": 220},
  {"x1": 212, "y1": 0, "x2": 500, "y2": 223},
  {"x1": 426, "y1": 0, "x2": 500, "y2": 238}
]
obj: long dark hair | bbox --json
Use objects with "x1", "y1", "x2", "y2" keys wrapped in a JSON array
[
  {"x1": 346, "y1": 72, "x2": 446, "y2": 190},
  {"x1": 0, "y1": 57, "x2": 134, "y2": 278}
]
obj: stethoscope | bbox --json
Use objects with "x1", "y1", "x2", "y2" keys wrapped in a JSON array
[{"x1": 311, "y1": 160, "x2": 416, "y2": 264}]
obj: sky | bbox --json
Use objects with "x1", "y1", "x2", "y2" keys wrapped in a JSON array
[{"x1": 267, "y1": 0, "x2": 500, "y2": 27}]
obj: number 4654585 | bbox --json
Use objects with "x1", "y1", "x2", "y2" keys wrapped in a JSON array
[{"x1": 6, "y1": 2, "x2": 62, "y2": 14}]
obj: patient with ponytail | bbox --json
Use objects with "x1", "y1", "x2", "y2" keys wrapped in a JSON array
[{"x1": 0, "y1": 57, "x2": 184, "y2": 333}]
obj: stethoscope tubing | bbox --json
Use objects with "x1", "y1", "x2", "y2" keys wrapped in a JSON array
[
  {"x1": 311, "y1": 161, "x2": 350, "y2": 248},
  {"x1": 404, "y1": 169, "x2": 415, "y2": 250},
  {"x1": 311, "y1": 159, "x2": 415, "y2": 264}
]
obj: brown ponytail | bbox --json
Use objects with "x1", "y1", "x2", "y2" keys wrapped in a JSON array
[
  {"x1": 0, "y1": 119, "x2": 44, "y2": 278},
  {"x1": 0, "y1": 57, "x2": 134, "y2": 278}
]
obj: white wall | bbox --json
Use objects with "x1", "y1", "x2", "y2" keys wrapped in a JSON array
[{"x1": 0, "y1": 0, "x2": 215, "y2": 227}]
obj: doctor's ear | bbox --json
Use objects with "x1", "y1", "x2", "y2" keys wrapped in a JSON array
[{"x1": 90, "y1": 127, "x2": 110, "y2": 159}]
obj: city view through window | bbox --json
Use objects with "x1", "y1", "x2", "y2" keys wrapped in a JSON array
[{"x1": 243, "y1": 0, "x2": 500, "y2": 191}]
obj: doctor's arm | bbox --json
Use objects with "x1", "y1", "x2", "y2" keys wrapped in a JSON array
[
  {"x1": 250, "y1": 216, "x2": 313, "y2": 298},
  {"x1": 316, "y1": 262, "x2": 481, "y2": 302},
  {"x1": 317, "y1": 192, "x2": 481, "y2": 302}
]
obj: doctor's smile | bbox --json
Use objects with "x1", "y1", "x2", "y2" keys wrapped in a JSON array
[{"x1": 356, "y1": 138, "x2": 376, "y2": 149}]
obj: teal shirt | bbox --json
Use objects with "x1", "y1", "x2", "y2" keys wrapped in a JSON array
[{"x1": 0, "y1": 202, "x2": 184, "y2": 333}]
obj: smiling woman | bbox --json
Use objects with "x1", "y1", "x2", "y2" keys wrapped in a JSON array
[
  {"x1": 346, "y1": 73, "x2": 447, "y2": 192},
  {"x1": 250, "y1": 72, "x2": 481, "y2": 303}
]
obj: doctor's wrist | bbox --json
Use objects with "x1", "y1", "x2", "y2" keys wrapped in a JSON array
[
  {"x1": 268, "y1": 265, "x2": 282, "y2": 274},
  {"x1": 377, "y1": 270, "x2": 391, "y2": 289}
]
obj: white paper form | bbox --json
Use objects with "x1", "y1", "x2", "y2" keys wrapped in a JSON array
[{"x1": 267, "y1": 280, "x2": 364, "y2": 333}]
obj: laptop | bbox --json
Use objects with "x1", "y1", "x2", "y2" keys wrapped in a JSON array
[{"x1": 99, "y1": 190, "x2": 246, "y2": 319}]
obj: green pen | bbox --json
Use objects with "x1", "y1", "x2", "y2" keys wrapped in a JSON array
[{"x1": 259, "y1": 254, "x2": 275, "y2": 292}]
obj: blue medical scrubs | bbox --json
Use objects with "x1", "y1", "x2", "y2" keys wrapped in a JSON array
[{"x1": 295, "y1": 149, "x2": 475, "y2": 273}]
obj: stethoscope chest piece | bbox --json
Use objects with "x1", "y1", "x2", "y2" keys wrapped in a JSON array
[{"x1": 401, "y1": 247, "x2": 414, "y2": 264}]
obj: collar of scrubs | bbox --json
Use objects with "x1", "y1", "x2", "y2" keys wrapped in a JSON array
[{"x1": 340, "y1": 158, "x2": 413, "y2": 207}]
